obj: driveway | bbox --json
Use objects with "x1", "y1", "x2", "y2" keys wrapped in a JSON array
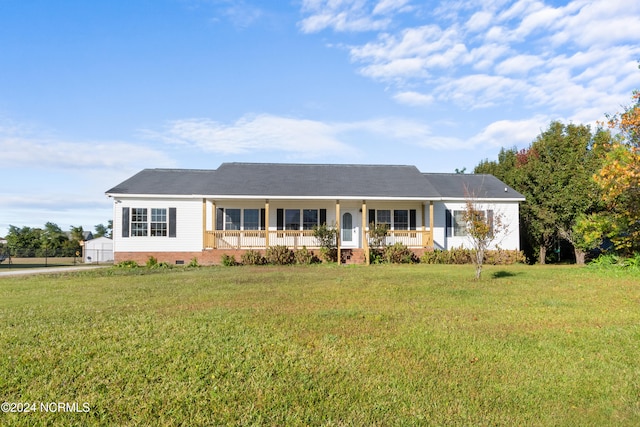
[{"x1": 0, "y1": 265, "x2": 108, "y2": 277}]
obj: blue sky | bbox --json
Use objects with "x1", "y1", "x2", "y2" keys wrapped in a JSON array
[{"x1": 1, "y1": 0, "x2": 639, "y2": 235}]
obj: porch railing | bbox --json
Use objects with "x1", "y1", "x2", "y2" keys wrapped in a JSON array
[
  {"x1": 204, "y1": 229, "x2": 433, "y2": 250},
  {"x1": 364, "y1": 229, "x2": 433, "y2": 249},
  {"x1": 205, "y1": 230, "x2": 318, "y2": 250}
]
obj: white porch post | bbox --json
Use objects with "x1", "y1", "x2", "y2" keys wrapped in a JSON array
[
  {"x1": 211, "y1": 201, "x2": 217, "y2": 249},
  {"x1": 429, "y1": 201, "x2": 434, "y2": 248},
  {"x1": 336, "y1": 200, "x2": 341, "y2": 265},
  {"x1": 362, "y1": 200, "x2": 369, "y2": 265},
  {"x1": 265, "y1": 199, "x2": 270, "y2": 248},
  {"x1": 422, "y1": 202, "x2": 426, "y2": 248},
  {"x1": 202, "y1": 199, "x2": 207, "y2": 249}
]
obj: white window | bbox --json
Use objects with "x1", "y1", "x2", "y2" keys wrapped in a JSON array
[
  {"x1": 303, "y1": 209, "x2": 318, "y2": 230},
  {"x1": 131, "y1": 208, "x2": 148, "y2": 236},
  {"x1": 225, "y1": 209, "x2": 241, "y2": 230},
  {"x1": 150, "y1": 208, "x2": 167, "y2": 236},
  {"x1": 377, "y1": 210, "x2": 391, "y2": 229},
  {"x1": 244, "y1": 209, "x2": 260, "y2": 230},
  {"x1": 453, "y1": 210, "x2": 492, "y2": 237},
  {"x1": 285, "y1": 209, "x2": 300, "y2": 230},
  {"x1": 394, "y1": 210, "x2": 409, "y2": 230}
]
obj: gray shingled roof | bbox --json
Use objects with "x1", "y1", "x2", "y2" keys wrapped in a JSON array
[
  {"x1": 106, "y1": 163, "x2": 524, "y2": 200},
  {"x1": 422, "y1": 173, "x2": 525, "y2": 200}
]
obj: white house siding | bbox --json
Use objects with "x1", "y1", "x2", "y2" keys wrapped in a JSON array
[
  {"x1": 112, "y1": 197, "x2": 520, "y2": 254},
  {"x1": 430, "y1": 202, "x2": 447, "y2": 250},
  {"x1": 114, "y1": 198, "x2": 204, "y2": 253},
  {"x1": 440, "y1": 201, "x2": 520, "y2": 251}
]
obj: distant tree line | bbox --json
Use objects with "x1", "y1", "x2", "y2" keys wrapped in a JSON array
[
  {"x1": 475, "y1": 83, "x2": 639, "y2": 264},
  {"x1": 1, "y1": 221, "x2": 112, "y2": 258}
]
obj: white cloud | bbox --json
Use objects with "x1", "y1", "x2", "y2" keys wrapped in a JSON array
[
  {"x1": 465, "y1": 11, "x2": 493, "y2": 33},
  {"x1": 349, "y1": 25, "x2": 467, "y2": 81},
  {"x1": 437, "y1": 74, "x2": 528, "y2": 108},
  {"x1": 146, "y1": 114, "x2": 356, "y2": 158},
  {"x1": 372, "y1": 0, "x2": 412, "y2": 15},
  {"x1": 495, "y1": 54, "x2": 545, "y2": 75},
  {"x1": 145, "y1": 114, "x2": 492, "y2": 155},
  {"x1": 299, "y1": 0, "x2": 640, "y2": 128},
  {"x1": 299, "y1": 0, "x2": 394, "y2": 33},
  {"x1": 222, "y1": 3, "x2": 264, "y2": 29},
  {"x1": 0, "y1": 130, "x2": 174, "y2": 171},
  {"x1": 393, "y1": 91, "x2": 435, "y2": 106},
  {"x1": 550, "y1": 0, "x2": 640, "y2": 47},
  {"x1": 468, "y1": 116, "x2": 550, "y2": 148}
]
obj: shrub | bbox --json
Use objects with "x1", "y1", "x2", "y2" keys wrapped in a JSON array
[
  {"x1": 241, "y1": 250, "x2": 266, "y2": 266},
  {"x1": 384, "y1": 243, "x2": 416, "y2": 264},
  {"x1": 313, "y1": 224, "x2": 338, "y2": 262},
  {"x1": 319, "y1": 247, "x2": 338, "y2": 263},
  {"x1": 294, "y1": 246, "x2": 320, "y2": 265},
  {"x1": 221, "y1": 254, "x2": 238, "y2": 267},
  {"x1": 420, "y1": 248, "x2": 525, "y2": 265},
  {"x1": 146, "y1": 256, "x2": 159, "y2": 268},
  {"x1": 484, "y1": 248, "x2": 526, "y2": 265},
  {"x1": 188, "y1": 257, "x2": 200, "y2": 268},
  {"x1": 115, "y1": 260, "x2": 139, "y2": 268},
  {"x1": 265, "y1": 245, "x2": 294, "y2": 265},
  {"x1": 588, "y1": 253, "x2": 640, "y2": 270},
  {"x1": 368, "y1": 249, "x2": 384, "y2": 264},
  {"x1": 368, "y1": 223, "x2": 389, "y2": 249}
]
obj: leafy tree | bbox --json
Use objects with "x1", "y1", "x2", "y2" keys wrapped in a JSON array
[
  {"x1": 461, "y1": 192, "x2": 508, "y2": 279},
  {"x1": 475, "y1": 123, "x2": 608, "y2": 264},
  {"x1": 591, "y1": 89, "x2": 640, "y2": 253},
  {"x1": 40, "y1": 222, "x2": 67, "y2": 256},
  {"x1": 94, "y1": 221, "x2": 113, "y2": 238},
  {"x1": 94, "y1": 223, "x2": 109, "y2": 238},
  {"x1": 70, "y1": 226, "x2": 85, "y2": 242},
  {"x1": 6, "y1": 225, "x2": 42, "y2": 256},
  {"x1": 65, "y1": 226, "x2": 85, "y2": 257}
]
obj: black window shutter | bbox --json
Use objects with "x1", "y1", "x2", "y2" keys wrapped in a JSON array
[
  {"x1": 409, "y1": 209, "x2": 416, "y2": 230},
  {"x1": 260, "y1": 208, "x2": 266, "y2": 230},
  {"x1": 169, "y1": 208, "x2": 177, "y2": 238},
  {"x1": 277, "y1": 209, "x2": 284, "y2": 230},
  {"x1": 368, "y1": 209, "x2": 375, "y2": 227},
  {"x1": 445, "y1": 209, "x2": 452, "y2": 237},
  {"x1": 320, "y1": 209, "x2": 327, "y2": 226},
  {"x1": 216, "y1": 208, "x2": 224, "y2": 230},
  {"x1": 122, "y1": 207, "x2": 130, "y2": 238}
]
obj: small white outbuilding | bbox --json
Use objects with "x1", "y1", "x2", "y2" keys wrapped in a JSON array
[{"x1": 84, "y1": 237, "x2": 114, "y2": 263}]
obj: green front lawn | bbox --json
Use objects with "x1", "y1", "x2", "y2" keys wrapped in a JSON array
[{"x1": 1, "y1": 264, "x2": 639, "y2": 426}]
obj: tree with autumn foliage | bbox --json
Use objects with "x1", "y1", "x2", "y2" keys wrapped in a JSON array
[
  {"x1": 587, "y1": 89, "x2": 640, "y2": 254},
  {"x1": 476, "y1": 122, "x2": 609, "y2": 264}
]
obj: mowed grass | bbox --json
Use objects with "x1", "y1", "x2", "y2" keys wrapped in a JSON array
[{"x1": 1, "y1": 264, "x2": 639, "y2": 426}]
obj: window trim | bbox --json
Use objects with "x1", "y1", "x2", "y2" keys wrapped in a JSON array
[{"x1": 124, "y1": 207, "x2": 175, "y2": 238}]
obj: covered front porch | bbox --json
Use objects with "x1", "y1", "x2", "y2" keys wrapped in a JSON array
[{"x1": 201, "y1": 199, "x2": 435, "y2": 264}]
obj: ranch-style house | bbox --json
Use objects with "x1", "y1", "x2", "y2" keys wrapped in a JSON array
[{"x1": 106, "y1": 163, "x2": 525, "y2": 265}]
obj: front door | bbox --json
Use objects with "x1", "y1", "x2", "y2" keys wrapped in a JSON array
[{"x1": 341, "y1": 211, "x2": 359, "y2": 248}]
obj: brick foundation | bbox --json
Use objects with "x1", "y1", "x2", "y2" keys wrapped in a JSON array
[{"x1": 115, "y1": 247, "x2": 433, "y2": 266}]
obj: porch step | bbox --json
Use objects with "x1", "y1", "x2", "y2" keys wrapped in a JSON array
[{"x1": 341, "y1": 248, "x2": 366, "y2": 265}]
